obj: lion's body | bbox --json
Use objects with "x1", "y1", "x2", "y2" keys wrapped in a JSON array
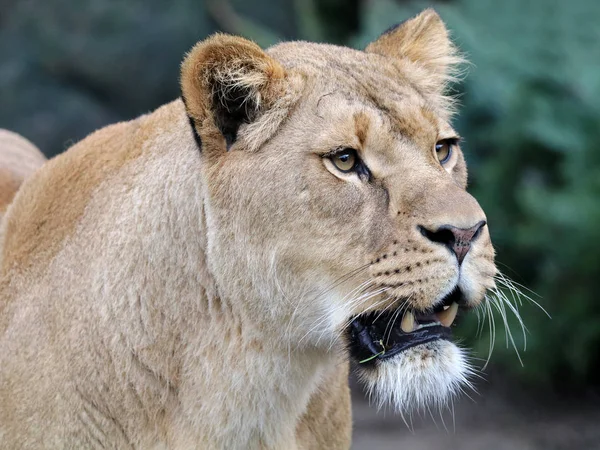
[
  {"x1": 0, "y1": 10, "x2": 496, "y2": 449},
  {"x1": 0, "y1": 130, "x2": 45, "y2": 220},
  {"x1": 0, "y1": 101, "x2": 350, "y2": 449}
]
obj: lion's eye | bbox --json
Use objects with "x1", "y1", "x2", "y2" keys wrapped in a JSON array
[
  {"x1": 330, "y1": 148, "x2": 358, "y2": 173},
  {"x1": 435, "y1": 139, "x2": 455, "y2": 165}
]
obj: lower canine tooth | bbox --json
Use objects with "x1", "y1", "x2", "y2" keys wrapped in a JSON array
[
  {"x1": 437, "y1": 302, "x2": 459, "y2": 327},
  {"x1": 400, "y1": 310, "x2": 416, "y2": 333}
]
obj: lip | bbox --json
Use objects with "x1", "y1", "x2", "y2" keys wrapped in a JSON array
[{"x1": 347, "y1": 288, "x2": 463, "y2": 365}]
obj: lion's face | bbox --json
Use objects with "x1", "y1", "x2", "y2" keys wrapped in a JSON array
[{"x1": 182, "y1": 10, "x2": 496, "y2": 412}]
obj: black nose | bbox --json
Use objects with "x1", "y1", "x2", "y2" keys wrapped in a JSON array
[{"x1": 419, "y1": 221, "x2": 486, "y2": 265}]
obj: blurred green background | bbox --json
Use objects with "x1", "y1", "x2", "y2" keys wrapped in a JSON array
[{"x1": 2, "y1": 0, "x2": 600, "y2": 447}]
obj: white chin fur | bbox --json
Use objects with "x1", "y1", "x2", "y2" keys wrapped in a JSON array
[{"x1": 357, "y1": 340, "x2": 472, "y2": 413}]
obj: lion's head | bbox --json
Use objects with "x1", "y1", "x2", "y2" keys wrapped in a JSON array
[{"x1": 181, "y1": 9, "x2": 495, "y2": 413}]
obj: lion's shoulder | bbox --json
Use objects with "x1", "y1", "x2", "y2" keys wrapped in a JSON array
[{"x1": 0, "y1": 100, "x2": 189, "y2": 274}]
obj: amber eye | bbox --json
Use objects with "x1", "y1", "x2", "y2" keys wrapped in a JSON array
[
  {"x1": 435, "y1": 139, "x2": 454, "y2": 165},
  {"x1": 330, "y1": 148, "x2": 358, "y2": 172}
]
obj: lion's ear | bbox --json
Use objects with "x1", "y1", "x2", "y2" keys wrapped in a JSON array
[
  {"x1": 365, "y1": 9, "x2": 462, "y2": 93},
  {"x1": 181, "y1": 34, "x2": 286, "y2": 149}
]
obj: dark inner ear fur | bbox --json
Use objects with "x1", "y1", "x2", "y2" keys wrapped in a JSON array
[{"x1": 211, "y1": 82, "x2": 257, "y2": 148}]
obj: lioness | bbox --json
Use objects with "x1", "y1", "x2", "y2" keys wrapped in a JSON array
[{"x1": 0, "y1": 9, "x2": 496, "y2": 449}]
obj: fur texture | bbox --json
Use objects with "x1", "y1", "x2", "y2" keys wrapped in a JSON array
[
  {"x1": 359, "y1": 341, "x2": 473, "y2": 413},
  {"x1": 0, "y1": 9, "x2": 495, "y2": 449},
  {"x1": 0, "y1": 130, "x2": 45, "y2": 220}
]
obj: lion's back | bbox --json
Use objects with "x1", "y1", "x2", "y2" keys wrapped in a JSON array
[{"x1": 0, "y1": 130, "x2": 46, "y2": 218}]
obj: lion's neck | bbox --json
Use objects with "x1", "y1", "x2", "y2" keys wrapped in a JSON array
[
  {"x1": 172, "y1": 308, "x2": 334, "y2": 447},
  {"x1": 111, "y1": 119, "x2": 335, "y2": 448}
]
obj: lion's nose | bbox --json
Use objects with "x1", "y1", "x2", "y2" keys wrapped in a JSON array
[{"x1": 419, "y1": 221, "x2": 487, "y2": 265}]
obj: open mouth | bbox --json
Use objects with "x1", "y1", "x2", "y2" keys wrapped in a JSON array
[{"x1": 348, "y1": 288, "x2": 463, "y2": 365}]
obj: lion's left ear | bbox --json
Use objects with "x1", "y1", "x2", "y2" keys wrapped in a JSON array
[
  {"x1": 181, "y1": 34, "x2": 287, "y2": 151},
  {"x1": 365, "y1": 9, "x2": 462, "y2": 94}
]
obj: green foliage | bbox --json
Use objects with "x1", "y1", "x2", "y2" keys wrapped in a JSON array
[
  {"x1": 347, "y1": 0, "x2": 600, "y2": 387},
  {"x1": 449, "y1": 0, "x2": 600, "y2": 387}
]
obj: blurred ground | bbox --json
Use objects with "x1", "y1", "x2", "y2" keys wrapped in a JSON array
[{"x1": 350, "y1": 375, "x2": 600, "y2": 450}]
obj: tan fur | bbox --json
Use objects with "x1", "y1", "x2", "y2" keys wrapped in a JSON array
[
  {"x1": 0, "y1": 130, "x2": 45, "y2": 218},
  {"x1": 296, "y1": 361, "x2": 352, "y2": 449},
  {"x1": 1, "y1": 120, "x2": 142, "y2": 272},
  {"x1": 0, "y1": 9, "x2": 495, "y2": 449},
  {"x1": 365, "y1": 8, "x2": 464, "y2": 96},
  {"x1": 0, "y1": 169, "x2": 19, "y2": 217}
]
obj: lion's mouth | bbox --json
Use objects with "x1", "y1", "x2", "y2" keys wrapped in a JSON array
[{"x1": 348, "y1": 288, "x2": 463, "y2": 364}]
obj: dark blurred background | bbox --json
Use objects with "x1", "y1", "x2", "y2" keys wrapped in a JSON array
[{"x1": 2, "y1": 0, "x2": 600, "y2": 448}]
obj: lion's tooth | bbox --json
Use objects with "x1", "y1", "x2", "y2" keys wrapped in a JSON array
[
  {"x1": 400, "y1": 310, "x2": 415, "y2": 333},
  {"x1": 437, "y1": 302, "x2": 459, "y2": 327}
]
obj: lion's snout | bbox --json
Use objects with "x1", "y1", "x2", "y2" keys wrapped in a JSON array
[{"x1": 418, "y1": 220, "x2": 487, "y2": 265}]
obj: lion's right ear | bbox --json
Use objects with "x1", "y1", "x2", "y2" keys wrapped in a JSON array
[{"x1": 180, "y1": 34, "x2": 286, "y2": 151}]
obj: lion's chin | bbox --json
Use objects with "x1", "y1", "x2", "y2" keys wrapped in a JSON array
[{"x1": 355, "y1": 340, "x2": 471, "y2": 412}]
